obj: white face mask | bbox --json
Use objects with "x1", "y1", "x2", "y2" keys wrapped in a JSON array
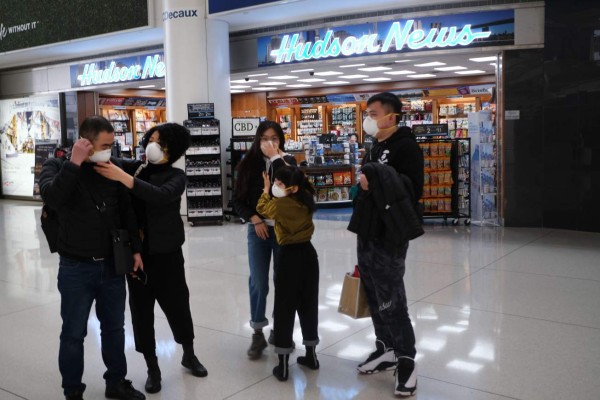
[
  {"x1": 272, "y1": 184, "x2": 289, "y2": 198},
  {"x1": 145, "y1": 142, "x2": 165, "y2": 164},
  {"x1": 362, "y1": 116, "x2": 380, "y2": 137},
  {"x1": 89, "y1": 149, "x2": 111, "y2": 163}
]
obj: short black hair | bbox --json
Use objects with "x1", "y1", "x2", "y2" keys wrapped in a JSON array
[
  {"x1": 141, "y1": 123, "x2": 191, "y2": 164},
  {"x1": 79, "y1": 115, "x2": 114, "y2": 141},
  {"x1": 367, "y1": 92, "x2": 403, "y2": 124}
]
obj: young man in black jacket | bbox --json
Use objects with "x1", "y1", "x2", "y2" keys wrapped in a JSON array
[
  {"x1": 40, "y1": 116, "x2": 145, "y2": 400},
  {"x1": 353, "y1": 92, "x2": 424, "y2": 397}
]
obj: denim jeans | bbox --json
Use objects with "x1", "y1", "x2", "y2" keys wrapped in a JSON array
[
  {"x1": 247, "y1": 224, "x2": 279, "y2": 329},
  {"x1": 57, "y1": 256, "x2": 127, "y2": 396}
]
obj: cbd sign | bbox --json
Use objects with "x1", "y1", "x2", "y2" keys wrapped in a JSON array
[{"x1": 233, "y1": 118, "x2": 260, "y2": 137}]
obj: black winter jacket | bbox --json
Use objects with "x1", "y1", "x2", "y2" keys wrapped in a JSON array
[
  {"x1": 233, "y1": 155, "x2": 297, "y2": 222},
  {"x1": 348, "y1": 162, "x2": 424, "y2": 250},
  {"x1": 125, "y1": 161, "x2": 187, "y2": 255},
  {"x1": 39, "y1": 158, "x2": 142, "y2": 258},
  {"x1": 363, "y1": 126, "x2": 424, "y2": 201}
]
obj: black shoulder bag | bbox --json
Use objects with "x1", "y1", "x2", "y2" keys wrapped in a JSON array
[
  {"x1": 40, "y1": 204, "x2": 60, "y2": 253},
  {"x1": 83, "y1": 182, "x2": 134, "y2": 275}
]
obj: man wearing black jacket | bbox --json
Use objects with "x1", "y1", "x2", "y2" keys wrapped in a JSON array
[
  {"x1": 40, "y1": 116, "x2": 145, "y2": 400},
  {"x1": 352, "y1": 92, "x2": 424, "y2": 397}
]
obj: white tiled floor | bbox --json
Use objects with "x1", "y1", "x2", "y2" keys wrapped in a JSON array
[{"x1": 1, "y1": 199, "x2": 599, "y2": 400}]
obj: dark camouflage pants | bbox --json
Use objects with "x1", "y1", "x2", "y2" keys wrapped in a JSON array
[{"x1": 357, "y1": 237, "x2": 416, "y2": 358}]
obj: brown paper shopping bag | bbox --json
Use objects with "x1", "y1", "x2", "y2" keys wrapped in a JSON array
[{"x1": 338, "y1": 272, "x2": 371, "y2": 319}]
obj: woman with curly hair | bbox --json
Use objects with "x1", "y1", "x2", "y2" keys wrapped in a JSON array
[{"x1": 94, "y1": 123, "x2": 207, "y2": 394}]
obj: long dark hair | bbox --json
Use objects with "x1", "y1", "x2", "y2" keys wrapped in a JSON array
[
  {"x1": 274, "y1": 165, "x2": 316, "y2": 213},
  {"x1": 235, "y1": 120, "x2": 286, "y2": 201}
]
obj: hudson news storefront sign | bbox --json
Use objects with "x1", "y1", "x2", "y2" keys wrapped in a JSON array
[
  {"x1": 69, "y1": 53, "x2": 166, "y2": 88},
  {"x1": 257, "y1": 10, "x2": 514, "y2": 67}
]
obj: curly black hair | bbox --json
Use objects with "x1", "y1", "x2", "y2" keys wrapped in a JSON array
[{"x1": 140, "y1": 123, "x2": 191, "y2": 164}]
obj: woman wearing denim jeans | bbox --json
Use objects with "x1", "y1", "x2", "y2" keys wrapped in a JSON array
[{"x1": 233, "y1": 121, "x2": 296, "y2": 359}]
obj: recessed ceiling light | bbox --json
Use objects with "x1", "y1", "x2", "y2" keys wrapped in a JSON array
[
  {"x1": 268, "y1": 75, "x2": 298, "y2": 80},
  {"x1": 138, "y1": 85, "x2": 155, "y2": 89},
  {"x1": 470, "y1": 56, "x2": 497, "y2": 62},
  {"x1": 340, "y1": 74, "x2": 369, "y2": 79},
  {"x1": 323, "y1": 81, "x2": 350, "y2": 85},
  {"x1": 394, "y1": 60, "x2": 413, "y2": 63},
  {"x1": 339, "y1": 63, "x2": 366, "y2": 68},
  {"x1": 435, "y1": 66, "x2": 467, "y2": 71},
  {"x1": 259, "y1": 81, "x2": 286, "y2": 85},
  {"x1": 230, "y1": 85, "x2": 251, "y2": 89},
  {"x1": 230, "y1": 90, "x2": 245, "y2": 93},
  {"x1": 414, "y1": 61, "x2": 446, "y2": 67},
  {"x1": 298, "y1": 78, "x2": 326, "y2": 82},
  {"x1": 363, "y1": 77, "x2": 391, "y2": 82},
  {"x1": 358, "y1": 66, "x2": 392, "y2": 72},
  {"x1": 290, "y1": 68, "x2": 314, "y2": 73},
  {"x1": 314, "y1": 71, "x2": 343, "y2": 76},
  {"x1": 160, "y1": 87, "x2": 165, "y2": 90},
  {"x1": 384, "y1": 70, "x2": 416, "y2": 75},
  {"x1": 286, "y1": 84, "x2": 312, "y2": 88},
  {"x1": 231, "y1": 79, "x2": 257, "y2": 83},
  {"x1": 455, "y1": 70, "x2": 486, "y2": 75},
  {"x1": 247, "y1": 73, "x2": 268, "y2": 77},
  {"x1": 490, "y1": 63, "x2": 498, "y2": 67},
  {"x1": 252, "y1": 87, "x2": 277, "y2": 91},
  {"x1": 407, "y1": 74, "x2": 437, "y2": 78}
]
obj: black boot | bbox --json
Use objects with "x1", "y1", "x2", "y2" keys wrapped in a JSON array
[
  {"x1": 182, "y1": 343, "x2": 208, "y2": 377},
  {"x1": 297, "y1": 345, "x2": 320, "y2": 370},
  {"x1": 144, "y1": 355, "x2": 161, "y2": 394},
  {"x1": 105, "y1": 379, "x2": 145, "y2": 400},
  {"x1": 272, "y1": 354, "x2": 289, "y2": 381}
]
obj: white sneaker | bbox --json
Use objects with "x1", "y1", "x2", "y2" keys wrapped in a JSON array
[
  {"x1": 394, "y1": 356, "x2": 417, "y2": 397},
  {"x1": 357, "y1": 340, "x2": 397, "y2": 374}
]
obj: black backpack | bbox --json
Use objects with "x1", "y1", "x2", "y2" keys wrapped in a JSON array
[
  {"x1": 40, "y1": 204, "x2": 59, "y2": 253},
  {"x1": 40, "y1": 152, "x2": 67, "y2": 253}
]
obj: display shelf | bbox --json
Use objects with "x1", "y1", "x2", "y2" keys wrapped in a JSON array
[
  {"x1": 418, "y1": 138, "x2": 471, "y2": 225},
  {"x1": 184, "y1": 119, "x2": 223, "y2": 226}
]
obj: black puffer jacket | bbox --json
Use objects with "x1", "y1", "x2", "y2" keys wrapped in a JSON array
[
  {"x1": 348, "y1": 162, "x2": 424, "y2": 250},
  {"x1": 363, "y1": 126, "x2": 424, "y2": 201},
  {"x1": 39, "y1": 158, "x2": 142, "y2": 258}
]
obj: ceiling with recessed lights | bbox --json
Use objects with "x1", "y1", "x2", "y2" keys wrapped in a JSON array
[{"x1": 229, "y1": 52, "x2": 499, "y2": 93}]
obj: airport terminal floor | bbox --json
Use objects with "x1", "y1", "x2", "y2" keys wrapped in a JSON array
[{"x1": 0, "y1": 199, "x2": 599, "y2": 400}]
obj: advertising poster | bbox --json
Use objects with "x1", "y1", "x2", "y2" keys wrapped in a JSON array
[
  {"x1": 33, "y1": 141, "x2": 58, "y2": 199},
  {"x1": 0, "y1": 95, "x2": 60, "y2": 197}
]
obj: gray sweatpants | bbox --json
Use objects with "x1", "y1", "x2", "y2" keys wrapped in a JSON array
[{"x1": 357, "y1": 237, "x2": 416, "y2": 358}]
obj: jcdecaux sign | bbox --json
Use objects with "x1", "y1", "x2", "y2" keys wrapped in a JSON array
[
  {"x1": 70, "y1": 53, "x2": 166, "y2": 88},
  {"x1": 259, "y1": 10, "x2": 514, "y2": 66}
]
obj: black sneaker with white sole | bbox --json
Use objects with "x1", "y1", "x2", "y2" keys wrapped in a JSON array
[
  {"x1": 394, "y1": 356, "x2": 417, "y2": 397},
  {"x1": 357, "y1": 339, "x2": 397, "y2": 374}
]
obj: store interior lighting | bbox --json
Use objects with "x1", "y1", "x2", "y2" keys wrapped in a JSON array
[
  {"x1": 247, "y1": 73, "x2": 268, "y2": 77},
  {"x1": 259, "y1": 81, "x2": 286, "y2": 85},
  {"x1": 407, "y1": 73, "x2": 437, "y2": 78},
  {"x1": 340, "y1": 74, "x2": 369, "y2": 79},
  {"x1": 455, "y1": 70, "x2": 486, "y2": 74},
  {"x1": 314, "y1": 71, "x2": 344, "y2": 76},
  {"x1": 435, "y1": 66, "x2": 468, "y2": 71},
  {"x1": 290, "y1": 68, "x2": 314, "y2": 72},
  {"x1": 414, "y1": 61, "x2": 446, "y2": 67},
  {"x1": 358, "y1": 66, "x2": 392, "y2": 71},
  {"x1": 470, "y1": 56, "x2": 498, "y2": 62},
  {"x1": 298, "y1": 78, "x2": 326, "y2": 82},
  {"x1": 384, "y1": 70, "x2": 416, "y2": 75},
  {"x1": 339, "y1": 63, "x2": 365, "y2": 68},
  {"x1": 138, "y1": 84, "x2": 155, "y2": 88},
  {"x1": 323, "y1": 81, "x2": 350, "y2": 85},
  {"x1": 268, "y1": 75, "x2": 299, "y2": 79},
  {"x1": 364, "y1": 77, "x2": 391, "y2": 81}
]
